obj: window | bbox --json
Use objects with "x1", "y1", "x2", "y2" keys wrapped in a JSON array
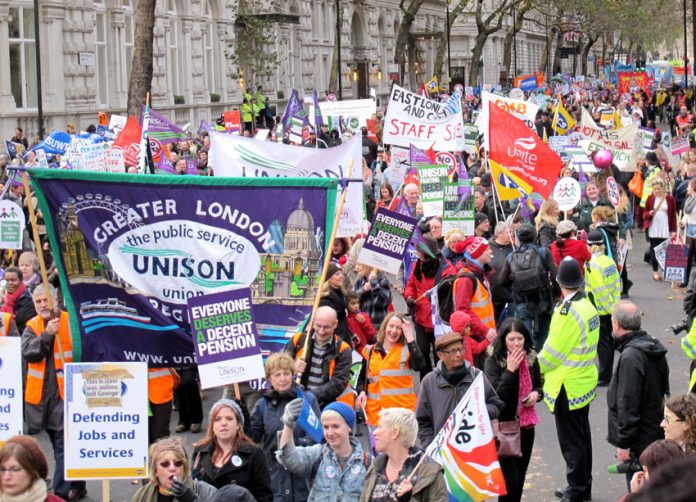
[
  {"x1": 95, "y1": 12, "x2": 108, "y2": 106},
  {"x1": 124, "y1": 14, "x2": 134, "y2": 84},
  {"x1": 203, "y1": 1, "x2": 218, "y2": 96},
  {"x1": 166, "y1": 0, "x2": 180, "y2": 99},
  {"x1": 8, "y1": 7, "x2": 37, "y2": 109}
]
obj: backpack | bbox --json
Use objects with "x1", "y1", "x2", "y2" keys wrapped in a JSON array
[
  {"x1": 436, "y1": 269, "x2": 477, "y2": 323},
  {"x1": 509, "y1": 246, "x2": 549, "y2": 297}
]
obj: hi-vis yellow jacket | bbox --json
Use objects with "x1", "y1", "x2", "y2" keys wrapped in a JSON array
[
  {"x1": 539, "y1": 292, "x2": 599, "y2": 412},
  {"x1": 681, "y1": 320, "x2": 696, "y2": 391},
  {"x1": 585, "y1": 254, "x2": 621, "y2": 315}
]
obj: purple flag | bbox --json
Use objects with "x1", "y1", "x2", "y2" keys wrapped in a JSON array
[
  {"x1": 409, "y1": 144, "x2": 433, "y2": 165},
  {"x1": 518, "y1": 194, "x2": 535, "y2": 221},
  {"x1": 312, "y1": 90, "x2": 324, "y2": 130},
  {"x1": 157, "y1": 154, "x2": 175, "y2": 174},
  {"x1": 577, "y1": 164, "x2": 588, "y2": 199},
  {"x1": 280, "y1": 89, "x2": 304, "y2": 134},
  {"x1": 185, "y1": 155, "x2": 198, "y2": 175},
  {"x1": 140, "y1": 105, "x2": 186, "y2": 145}
]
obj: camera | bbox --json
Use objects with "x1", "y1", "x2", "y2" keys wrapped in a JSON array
[{"x1": 672, "y1": 316, "x2": 690, "y2": 336}]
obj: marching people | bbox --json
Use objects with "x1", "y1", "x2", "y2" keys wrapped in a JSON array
[
  {"x1": 607, "y1": 300, "x2": 670, "y2": 487},
  {"x1": 0, "y1": 435, "x2": 65, "y2": 502},
  {"x1": 345, "y1": 290, "x2": 377, "y2": 355},
  {"x1": 575, "y1": 181, "x2": 612, "y2": 232},
  {"x1": 539, "y1": 257, "x2": 599, "y2": 502},
  {"x1": 21, "y1": 284, "x2": 86, "y2": 501},
  {"x1": 484, "y1": 318, "x2": 543, "y2": 502},
  {"x1": 249, "y1": 353, "x2": 321, "y2": 502},
  {"x1": 535, "y1": 199, "x2": 560, "y2": 248},
  {"x1": 643, "y1": 177, "x2": 677, "y2": 281},
  {"x1": 318, "y1": 264, "x2": 352, "y2": 345},
  {"x1": 355, "y1": 313, "x2": 425, "y2": 431},
  {"x1": 285, "y1": 306, "x2": 354, "y2": 409},
  {"x1": 488, "y1": 222, "x2": 514, "y2": 324},
  {"x1": 360, "y1": 408, "x2": 446, "y2": 501},
  {"x1": 276, "y1": 401, "x2": 370, "y2": 501},
  {"x1": 191, "y1": 399, "x2": 273, "y2": 501},
  {"x1": 132, "y1": 437, "x2": 219, "y2": 502},
  {"x1": 661, "y1": 394, "x2": 696, "y2": 453},
  {"x1": 416, "y1": 331, "x2": 503, "y2": 446},
  {"x1": 584, "y1": 230, "x2": 622, "y2": 385},
  {"x1": 550, "y1": 220, "x2": 592, "y2": 270},
  {"x1": 353, "y1": 264, "x2": 391, "y2": 330}
]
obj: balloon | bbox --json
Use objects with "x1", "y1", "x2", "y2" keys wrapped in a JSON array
[{"x1": 594, "y1": 149, "x2": 613, "y2": 169}]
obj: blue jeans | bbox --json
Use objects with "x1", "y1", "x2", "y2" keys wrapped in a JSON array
[
  {"x1": 512, "y1": 300, "x2": 551, "y2": 351},
  {"x1": 46, "y1": 429, "x2": 85, "y2": 498}
]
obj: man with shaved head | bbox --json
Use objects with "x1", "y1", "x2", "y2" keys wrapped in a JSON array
[{"x1": 285, "y1": 306, "x2": 354, "y2": 409}]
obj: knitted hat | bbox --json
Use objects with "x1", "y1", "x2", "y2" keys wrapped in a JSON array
[
  {"x1": 475, "y1": 212, "x2": 489, "y2": 228},
  {"x1": 516, "y1": 223, "x2": 537, "y2": 244},
  {"x1": 449, "y1": 311, "x2": 472, "y2": 335},
  {"x1": 435, "y1": 332, "x2": 465, "y2": 351},
  {"x1": 455, "y1": 236, "x2": 489, "y2": 260},
  {"x1": 4, "y1": 435, "x2": 48, "y2": 479},
  {"x1": 479, "y1": 173, "x2": 492, "y2": 188},
  {"x1": 322, "y1": 401, "x2": 356, "y2": 429},
  {"x1": 586, "y1": 229, "x2": 605, "y2": 246},
  {"x1": 556, "y1": 220, "x2": 577, "y2": 237},
  {"x1": 325, "y1": 263, "x2": 342, "y2": 281},
  {"x1": 209, "y1": 399, "x2": 244, "y2": 427}
]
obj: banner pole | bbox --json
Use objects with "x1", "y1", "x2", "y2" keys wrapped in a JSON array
[
  {"x1": 102, "y1": 480, "x2": 110, "y2": 502},
  {"x1": 297, "y1": 159, "x2": 355, "y2": 383},
  {"x1": 487, "y1": 159, "x2": 506, "y2": 225},
  {"x1": 22, "y1": 172, "x2": 65, "y2": 366}
]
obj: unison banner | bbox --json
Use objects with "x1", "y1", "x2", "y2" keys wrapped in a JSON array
[
  {"x1": 210, "y1": 133, "x2": 363, "y2": 237},
  {"x1": 382, "y1": 84, "x2": 466, "y2": 151},
  {"x1": 31, "y1": 170, "x2": 337, "y2": 365}
]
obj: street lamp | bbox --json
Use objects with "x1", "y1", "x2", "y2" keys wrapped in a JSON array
[{"x1": 684, "y1": 0, "x2": 689, "y2": 89}]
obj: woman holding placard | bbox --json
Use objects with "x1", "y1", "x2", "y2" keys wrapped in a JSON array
[
  {"x1": 643, "y1": 178, "x2": 677, "y2": 281},
  {"x1": 0, "y1": 435, "x2": 65, "y2": 502}
]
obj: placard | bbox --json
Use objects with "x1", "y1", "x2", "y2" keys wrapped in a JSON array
[
  {"x1": 0, "y1": 200, "x2": 26, "y2": 250},
  {"x1": 442, "y1": 182, "x2": 474, "y2": 234},
  {"x1": 358, "y1": 208, "x2": 417, "y2": 274},
  {"x1": 553, "y1": 177, "x2": 581, "y2": 212},
  {"x1": 188, "y1": 288, "x2": 265, "y2": 389},
  {"x1": 64, "y1": 362, "x2": 149, "y2": 479},
  {"x1": 417, "y1": 165, "x2": 448, "y2": 216},
  {"x1": 671, "y1": 134, "x2": 691, "y2": 156},
  {"x1": 0, "y1": 337, "x2": 23, "y2": 444},
  {"x1": 606, "y1": 176, "x2": 621, "y2": 207},
  {"x1": 664, "y1": 243, "x2": 689, "y2": 283}
]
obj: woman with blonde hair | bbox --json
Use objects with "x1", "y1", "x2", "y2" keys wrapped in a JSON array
[
  {"x1": 318, "y1": 263, "x2": 352, "y2": 345},
  {"x1": 356, "y1": 313, "x2": 425, "y2": 430},
  {"x1": 132, "y1": 437, "x2": 218, "y2": 502},
  {"x1": 191, "y1": 400, "x2": 272, "y2": 501},
  {"x1": 360, "y1": 408, "x2": 446, "y2": 501},
  {"x1": 535, "y1": 199, "x2": 559, "y2": 247},
  {"x1": 591, "y1": 205, "x2": 621, "y2": 264}
]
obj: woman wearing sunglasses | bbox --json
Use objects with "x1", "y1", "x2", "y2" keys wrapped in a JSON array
[
  {"x1": 191, "y1": 400, "x2": 272, "y2": 501},
  {"x1": 132, "y1": 437, "x2": 217, "y2": 502}
]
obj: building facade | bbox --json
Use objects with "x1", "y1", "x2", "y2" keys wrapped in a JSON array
[{"x1": 0, "y1": 0, "x2": 555, "y2": 141}]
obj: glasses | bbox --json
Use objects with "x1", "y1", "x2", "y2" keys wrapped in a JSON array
[
  {"x1": 159, "y1": 460, "x2": 184, "y2": 469},
  {"x1": 440, "y1": 346, "x2": 465, "y2": 356},
  {"x1": 663, "y1": 416, "x2": 684, "y2": 425},
  {"x1": 0, "y1": 467, "x2": 23, "y2": 474}
]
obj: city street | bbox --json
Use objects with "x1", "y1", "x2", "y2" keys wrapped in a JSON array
[{"x1": 37, "y1": 230, "x2": 692, "y2": 501}]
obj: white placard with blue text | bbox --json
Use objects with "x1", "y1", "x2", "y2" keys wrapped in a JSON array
[
  {"x1": 64, "y1": 362, "x2": 149, "y2": 480},
  {"x1": 0, "y1": 337, "x2": 23, "y2": 443}
]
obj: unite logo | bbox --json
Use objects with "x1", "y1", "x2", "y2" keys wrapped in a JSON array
[{"x1": 506, "y1": 136, "x2": 538, "y2": 167}]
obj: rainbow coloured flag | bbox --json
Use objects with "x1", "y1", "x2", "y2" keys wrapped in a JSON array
[{"x1": 424, "y1": 373, "x2": 506, "y2": 501}]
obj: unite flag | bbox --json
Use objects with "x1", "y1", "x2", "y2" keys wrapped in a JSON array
[{"x1": 424, "y1": 373, "x2": 506, "y2": 501}]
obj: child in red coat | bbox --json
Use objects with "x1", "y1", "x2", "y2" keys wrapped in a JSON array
[
  {"x1": 449, "y1": 311, "x2": 489, "y2": 367},
  {"x1": 345, "y1": 291, "x2": 376, "y2": 354}
]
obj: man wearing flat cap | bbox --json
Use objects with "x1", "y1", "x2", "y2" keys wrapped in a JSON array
[{"x1": 416, "y1": 331, "x2": 503, "y2": 446}]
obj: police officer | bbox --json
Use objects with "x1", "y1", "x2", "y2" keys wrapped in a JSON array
[
  {"x1": 538, "y1": 257, "x2": 599, "y2": 502},
  {"x1": 584, "y1": 230, "x2": 621, "y2": 385}
]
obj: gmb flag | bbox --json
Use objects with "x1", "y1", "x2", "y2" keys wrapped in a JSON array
[{"x1": 30, "y1": 169, "x2": 338, "y2": 365}]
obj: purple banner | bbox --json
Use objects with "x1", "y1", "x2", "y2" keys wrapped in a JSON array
[{"x1": 30, "y1": 170, "x2": 336, "y2": 366}]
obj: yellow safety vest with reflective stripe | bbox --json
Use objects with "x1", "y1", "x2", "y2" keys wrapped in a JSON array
[
  {"x1": 539, "y1": 293, "x2": 599, "y2": 412},
  {"x1": 24, "y1": 312, "x2": 73, "y2": 405},
  {"x1": 681, "y1": 319, "x2": 696, "y2": 391},
  {"x1": 361, "y1": 343, "x2": 416, "y2": 425},
  {"x1": 585, "y1": 254, "x2": 621, "y2": 315},
  {"x1": 640, "y1": 165, "x2": 661, "y2": 208}
]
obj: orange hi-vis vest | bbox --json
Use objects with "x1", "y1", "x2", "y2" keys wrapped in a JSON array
[
  {"x1": 0, "y1": 313, "x2": 12, "y2": 336},
  {"x1": 291, "y1": 332, "x2": 355, "y2": 407},
  {"x1": 148, "y1": 368, "x2": 175, "y2": 404},
  {"x1": 361, "y1": 342, "x2": 416, "y2": 426},
  {"x1": 24, "y1": 312, "x2": 72, "y2": 405},
  {"x1": 456, "y1": 268, "x2": 496, "y2": 329}
]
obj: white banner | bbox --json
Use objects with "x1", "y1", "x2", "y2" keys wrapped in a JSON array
[
  {"x1": 580, "y1": 108, "x2": 639, "y2": 171},
  {"x1": 64, "y1": 362, "x2": 149, "y2": 480},
  {"x1": 477, "y1": 91, "x2": 539, "y2": 147},
  {"x1": 0, "y1": 337, "x2": 23, "y2": 442},
  {"x1": 210, "y1": 133, "x2": 365, "y2": 237},
  {"x1": 316, "y1": 99, "x2": 376, "y2": 129},
  {"x1": 382, "y1": 84, "x2": 466, "y2": 152}
]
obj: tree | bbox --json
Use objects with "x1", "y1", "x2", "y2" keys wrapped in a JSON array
[
  {"x1": 502, "y1": 0, "x2": 533, "y2": 77},
  {"x1": 432, "y1": 0, "x2": 471, "y2": 80},
  {"x1": 127, "y1": 0, "x2": 157, "y2": 117},
  {"x1": 394, "y1": 0, "x2": 426, "y2": 87},
  {"x1": 328, "y1": 1, "x2": 341, "y2": 94}
]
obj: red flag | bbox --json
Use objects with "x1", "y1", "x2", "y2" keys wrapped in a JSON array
[
  {"x1": 488, "y1": 102, "x2": 562, "y2": 199},
  {"x1": 417, "y1": 82, "x2": 428, "y2": 97},
  {"x1": 112, "y1": 116, "x2": 142, "y2": 167}
]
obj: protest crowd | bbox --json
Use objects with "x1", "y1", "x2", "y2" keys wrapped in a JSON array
[{"x1": 4, "y1": 65, "x2": 696, "y2": 502}]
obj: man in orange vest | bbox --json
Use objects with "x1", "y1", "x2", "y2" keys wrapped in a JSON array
[
  {"x1": 285, "y1": 306, "x2": 354, "y2": 409},
  {"x1": 452, "y1": 236, "x2": 498, "y2": 368},
  {"x1": 22, "y1": 284, "x2": 86, "y2": 501},
  {"x1": 147, "y1": 367, "x2": 175, "y2": 445}
]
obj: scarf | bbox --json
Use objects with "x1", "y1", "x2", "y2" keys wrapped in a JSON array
[
  {"x1": 1, "y1": 282, "x2": 26, "y2": 314},
  {"x1": 0, "y1": 478, "x2": 47, "y2": 502},
  {"x1": 518, "y1": 358, "x2": 539, "y2": 428},
  {"x1": 441, "y1": 363, "x2": 470, "y2": 386}
]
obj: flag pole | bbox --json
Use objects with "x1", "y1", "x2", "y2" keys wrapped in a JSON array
[
  {"x1": 551, "y1": 94, "x2": 560, "y2": 134},
  {"x1": 297, "y1": 159, "x2": 355, "y2": 383},
  {"x1": 487, "y1": 159, "x2": 507, "y2": 225}
]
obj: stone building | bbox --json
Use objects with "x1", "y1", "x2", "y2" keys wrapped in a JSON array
[{"x1": 0, "y1": 0, "x2": 554, "y2": 141}]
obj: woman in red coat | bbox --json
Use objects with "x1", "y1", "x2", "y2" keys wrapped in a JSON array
[
  {"x1": 550, "y1": 220, "x2": 591, "y2": 271},
  {"x1": 643, "y1": 177, "x2": 677, "y2": 281},
  {"x1": 404, "y1": 236, "x2": 440, "y2": 378}
]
